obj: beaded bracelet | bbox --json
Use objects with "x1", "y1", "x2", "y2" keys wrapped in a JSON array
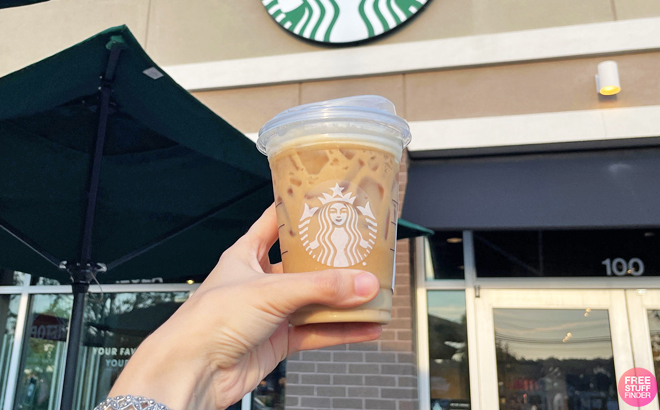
[{"x1": 94, "y1": 396, "x2": 172, "y2": 410}]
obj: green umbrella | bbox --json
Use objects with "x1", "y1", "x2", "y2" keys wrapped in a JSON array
[
  {"x1": 0, "y1": 25, "x2": 273, "y2": 409},
  {"x1": 0, "y1": 0, "x2": 48, "y2": 9}
]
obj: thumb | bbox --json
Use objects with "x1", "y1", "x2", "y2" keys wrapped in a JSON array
[{"x1": 256, "y1": 270, "x2": 380, "y2": 317}]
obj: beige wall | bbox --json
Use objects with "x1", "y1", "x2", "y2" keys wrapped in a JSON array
[
  {"x1": 0, "y1": 0, "x2": 150, "y2": 77},
  {"x1": 193, "y1": 51, "x2": 660, "y2": 133},
  {"x1": 2, "y1": 0, "x2": 660, "y2": 77},
  {"x1": 404, "y1": 51, "x2": 660, "y2": 122}
]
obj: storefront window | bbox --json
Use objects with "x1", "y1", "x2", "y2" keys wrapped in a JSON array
[
  {"x1": 648, "y1": 310, "x2": 660, "y2": 404},
  {"x1": 475, "y1": 229, "x2": 660, "y2": 278},
  {"x1": 494, "y1": 308, "x2": 618, "y2": 410},
  {"x1": 4, "y1": 288, "x2": 272, "y2": 409},
  {"x1": 253, "y1": 361, "x2": 286, "y2": 410},
  {"x1": 14, "y1": 294, "x2": 71, "y2": 410},
  {"x1": 427, "y1": 291, "x2": 470, "y2": 409},
  {"x1": 425, "y1": 232, "x2": 465, "y2": 280},
  {"x1": 74, "y1": 291, "x2": 191, "y2": 409},
  {"x1": 0, "y1": 294, "x2": 20, "y2": 409},
  {"x1": 1, "y1": 268, "x2": 27, "y2": 286}
]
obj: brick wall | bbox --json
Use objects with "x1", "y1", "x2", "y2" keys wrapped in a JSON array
[{"x1": 285, "y1": 152, "x2": 419, "y2": 410}]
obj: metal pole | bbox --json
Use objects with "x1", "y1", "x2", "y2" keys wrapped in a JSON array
[
  {"x1": 59, "y1": 39, "x2": 123, "y2": 410},
  {"x1": 59, "y1": 282, "x2": 88, "y2": 409}
]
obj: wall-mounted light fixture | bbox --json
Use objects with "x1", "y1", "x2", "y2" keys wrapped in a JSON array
[{"x1": 596, "y1": 61, "x2": 621, "y2": 95}]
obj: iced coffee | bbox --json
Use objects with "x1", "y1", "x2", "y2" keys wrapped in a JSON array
[{"x1": 257, "y1": 96, "x2": 411, "y2": 325}]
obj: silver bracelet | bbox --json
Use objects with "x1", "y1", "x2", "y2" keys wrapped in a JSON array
[{"x1": 94, "y1": 396, "x2": 172, "y2": 410}]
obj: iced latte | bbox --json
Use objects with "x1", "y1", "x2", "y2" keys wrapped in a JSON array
[{"x1": 257, "y1": 96, "x2": 411, "y2": 325}]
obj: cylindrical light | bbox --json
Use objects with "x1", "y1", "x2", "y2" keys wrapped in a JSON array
[{"x1": 596, "y1": 61, "x2": 621, "y2": 95}]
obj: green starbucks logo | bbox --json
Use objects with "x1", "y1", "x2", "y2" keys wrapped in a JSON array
[{"x1": 262, "y1": 0, "x2": 430, "y2": 44}]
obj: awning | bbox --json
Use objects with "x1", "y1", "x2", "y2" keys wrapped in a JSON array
[{"x1": 402, "y1": 147, "x2": 660, "y2": 230}]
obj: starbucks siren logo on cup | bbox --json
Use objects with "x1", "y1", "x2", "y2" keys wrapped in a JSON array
[
  {"x1": 299, "y1": 182, "x2": 377, "y2": 267},
  {"x1": 262, "y1": 0, "x2": 432, "y2": 44}
]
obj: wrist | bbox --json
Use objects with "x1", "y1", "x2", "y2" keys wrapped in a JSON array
[{"x1": 109, "y1": 330, "x2": 213, "y2": 410}]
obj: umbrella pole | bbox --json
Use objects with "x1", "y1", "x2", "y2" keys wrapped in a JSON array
[
  {"x1": 60, "y1": 280, "x2": 89, "y2": 408},
  {"x1": 59, "y1": 39, "x2": 123, "y2": 410}
]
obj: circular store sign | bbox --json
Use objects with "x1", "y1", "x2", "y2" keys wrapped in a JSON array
[{"x1": 262, "y1": 0, "x2": 431, "y2": 44}]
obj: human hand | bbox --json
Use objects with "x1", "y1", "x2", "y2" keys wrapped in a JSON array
[{"x1": 108, "y1": 204, "x2": 382, "y2": 410}]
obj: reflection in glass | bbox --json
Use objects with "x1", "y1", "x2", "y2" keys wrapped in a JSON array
[
  {"x1": 74, "y1": 292, "x2": 190, "y2": 409},
  {"x1": 0, "y1": 268, "x2": 27, "y2": 286},
  {"x1": 475, "y1": 229, "x2": 660, "y2": 278},
  {"x1": 227, "y1": 402, "x2": 241, "y2": 410},
  {"x1": 1, "y1": 295, "x2": 20, "y2": 408},
  {"x1": 648, "y1": 310, "x2": 660, "y2": 404},
  {"x1": 9, "y1": 291, "x2": 258, "y2": 409},
  {"x1": 252, "y1": 360, "x2": 286, "y2": 410},
  {"x1": 494, "y1": 309, "x2": 618, "y2": 410},
  {"x1": 427, "y1": 291, "x2": 470, "y2": 409},
  {"x1": 425, "y1": 233, "x2": 465, "y2": 280},
  {"x1": 31, "y1": 277, "x2": 63, "y2": 287},
  {"x1": 31, "y1": 275, "x2": 200, "y2": 286},
  {"x1": 14, "y1": 294, "x2": 72, "y2": 410}
]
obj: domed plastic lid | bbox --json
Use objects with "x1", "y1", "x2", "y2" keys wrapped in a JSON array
[{"x1": 257, "y1": 95, "x2": 411, "y2": 156}]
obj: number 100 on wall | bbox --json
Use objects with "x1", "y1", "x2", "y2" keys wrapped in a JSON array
[{"x1": 601, "y1": 258, "x2": 645, "y2": 276}]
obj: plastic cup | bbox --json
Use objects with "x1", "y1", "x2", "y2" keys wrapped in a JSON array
[{"x1": 257, "y1": 95, "x2": 411, "y2": 325}]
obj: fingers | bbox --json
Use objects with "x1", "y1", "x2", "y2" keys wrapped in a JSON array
[
  {"x1": 258, "y1": 270, "x2": 380, "y2": 316},
  {"x1": 201, "y1": 206, "x2": 282, "y2": 288},
  {"x1": 288, "y1": 322, "x2": 382, "y2": 353},
  {"x1": 241, "y1": 204, "x2": 279, "y2": 260},
  {"x1": 267, "y1": 262, "x2": 283, "y2": 274}
]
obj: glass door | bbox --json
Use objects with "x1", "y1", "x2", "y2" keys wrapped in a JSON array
[
  {"x1": 14, "y1": 294, "x2": 71, "y2": 410},
  {"x1": 626, "y1": 289, "x2": 660, "y2": 410},
  {"x1": 475, "y1": 289, "x2": 636, "y2": 410}
]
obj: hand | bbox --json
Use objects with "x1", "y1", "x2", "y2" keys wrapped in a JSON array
[{"x1": 108, "y1": 204, "x2": 382, "y2": 410}]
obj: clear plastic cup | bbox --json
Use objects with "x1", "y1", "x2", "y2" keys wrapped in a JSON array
[{"x1": 257, "y1": 95, "x2": 411, "y2": 325}]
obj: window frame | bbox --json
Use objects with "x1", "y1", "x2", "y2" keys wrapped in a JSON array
[
  {"x1": 415, "y1": 232, "x2": 481, "y2": 410},
  {"x1": 0, "y1": 275, "x2": 253, "y2": 410}
]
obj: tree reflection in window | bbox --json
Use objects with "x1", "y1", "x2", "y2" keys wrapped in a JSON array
[
  {"x1": 494, "y1": 309, "x2": 618, "y2": 410},
  {"x1": 76, "y1": 292, "x2": 190, "y2": 409},
  {"x1": 0, "y1": 294, "x2": 19, "y2": 408},
  {"x1": 427, "y1": 291, "x2": 470, "y2": 409},
  {"x1": 15, "y1": 294, "x2": 72, "y2": 410}
]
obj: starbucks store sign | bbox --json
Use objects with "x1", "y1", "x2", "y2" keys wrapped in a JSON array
[{"x1": 262, "y1": 0, "x2": 430, "y2": 44}]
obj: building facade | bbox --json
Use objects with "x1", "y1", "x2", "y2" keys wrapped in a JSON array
[{"x1": 1, "y1": 1, "x2": 660, "y2": 410}]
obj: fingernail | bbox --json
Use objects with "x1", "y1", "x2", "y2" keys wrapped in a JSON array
[{"x1": 354, "y1": 272, "x2": 378, "y2": 298}]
